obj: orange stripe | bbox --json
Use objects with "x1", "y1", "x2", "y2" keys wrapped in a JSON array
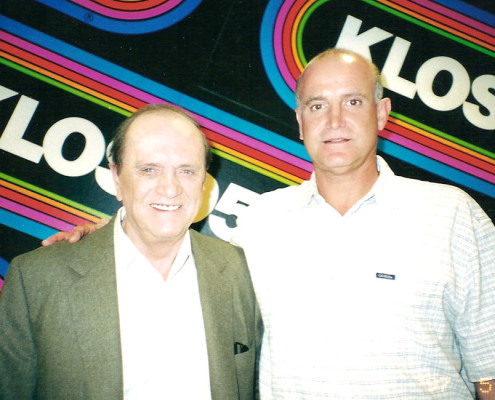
[
  {"x1": 389, "y1": 117, "x2": 495, "y2": 166},
  {"x1": 377, "y1": 0, "x2": 495, "y2": 51},
  {"x1": 0, "y1": 50, "x2": 136, "y2": 112},
  {"x1": 0, "y1": 179, "x2": 102, "y2": 222},
  {"x1": 211, "y1": 142, "x2": 303, "y2": 183},
  {"x1": 291, "y1": 0, "x2": 317, "y2": 71}
]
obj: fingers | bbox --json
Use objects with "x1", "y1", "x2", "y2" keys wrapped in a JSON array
[
  {"x1": 41, "y1": 231, "x2": 73, "y2": 247},
  {"x1": 95, "y1": 218, "x2": 110, "y2": 229},
  {"x1": 41, "y1": 217, "x2": 110, "y2": 246},
  {"x1": 67, "y1": 225, "x2": 89, "y2": 243}
]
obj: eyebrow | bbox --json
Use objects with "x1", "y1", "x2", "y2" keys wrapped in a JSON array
[
  {"x1": 303, "y1": 95, "x2": 326, "y2": 106},
  {"x1": 304, "y1": 92, "x2": 368, "y2": 105}
]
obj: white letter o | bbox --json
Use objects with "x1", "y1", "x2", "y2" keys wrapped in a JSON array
[{"x1": 43, "y1": 117, "x2": 106, "y2": 177}]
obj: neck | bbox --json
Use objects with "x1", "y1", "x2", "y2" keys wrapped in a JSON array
[
  {"x1": 124, "y1": 225, "x2": 186, "y2": 280},
  {"x1": 314, "y1": 166, "x2": 379, "y2": 215}
]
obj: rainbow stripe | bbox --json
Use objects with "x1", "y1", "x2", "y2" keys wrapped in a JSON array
[
  {"x1": 0, "y1": 14, "x2": 311, "y2": 242},
  {"x1": 37, "y1": 0, "x2": 203, "y2": 33},
  {"x1": 261, "y1": 0, "x2": 495, "y2": 197},
  {"x1": 0, "y1": 172, "x2": 109, "y2": 237},
  {"x1": 0, "y1": 0, "x2": 494, "y2": 248}
]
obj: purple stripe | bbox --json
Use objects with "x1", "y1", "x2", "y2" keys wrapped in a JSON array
[
  {"x1": 71, "y1": 0, "x2": 181, "y2": 20},
  {"x1": 383, "y1": 130, "x2": 495, "y2": 183},
  {"x1": 0, "y1": 197, "x2": 76, "y2": 231},
  {"x1": 3, "y1": 31, "x2": 312, "y2": 174},
  {"x1": 274, "y1": 0, "x2": 298, "y2": 91},
  {"x1": 410, "y1": 0, "x2": 495, "y2": 35},
  {"x1": 194, "y1": 114, "x2": 313, "y2": 172},
  {"x1": 282, "y1": 0, "x2": 494, "y2": 89},
  {"x1": 3, "y1": 31, "x2": 164, "y2": 105}
]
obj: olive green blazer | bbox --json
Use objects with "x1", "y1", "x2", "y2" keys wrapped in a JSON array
[{"x1": 0, "y1": 221, "x2": 262, "y2": 400}]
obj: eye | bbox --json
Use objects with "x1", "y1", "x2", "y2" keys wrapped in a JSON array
[
  {"x1": 180, "y1": 168, "x2": 195, "y2": 176},
  {"x1": 139, "y1": 167, "x2": 155, "y2": 176},
  {"x1": 347, "y1": 98, "x2": 362, "y2": 106},
  {"x1": 309, "y1": 103, "x2": 324, "y2": 111}
]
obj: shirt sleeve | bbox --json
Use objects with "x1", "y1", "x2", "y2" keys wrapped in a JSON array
[{"x1": 451, "y1": 196, "x2": 495, "y2": 383}]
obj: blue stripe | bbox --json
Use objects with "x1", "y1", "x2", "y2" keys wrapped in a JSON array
[
  {"x1": 431, "y1": 0, "x2": 494, "y2": 25},
  {"x1": 1, "y1": 14, "x2": 493, "y2": 198},
  {"x1": 260, "y1": 0, "x2": 297, "y2": 109},
  {"x1": 0, "y1": 15, "x2": 310, "y2": 161},
  {"x1": 36, "y1": 0, "x2": 203, "y2": 34},
  {"x1": 0, "y1": 257, "x2": 8, "y2": 279},
  {"x1": 378, "y1": 139, "x2": 495, "y2": 197},
  {"x1": 0, "y1": 209, "x2": 58, "y2": 240}
]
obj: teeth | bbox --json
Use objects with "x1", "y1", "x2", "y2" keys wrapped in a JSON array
[{"x1": 151, "y1": 204, "x2": 180, "y2": 211}]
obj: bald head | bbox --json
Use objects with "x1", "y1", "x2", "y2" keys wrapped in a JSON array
[{"x1": 295, "y1": 48, "x2": 383, "y2": 107}]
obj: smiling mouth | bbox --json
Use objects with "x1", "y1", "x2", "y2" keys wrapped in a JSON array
[{"x1": 150, "y1": 204, "x2": 181, "y2": 211}]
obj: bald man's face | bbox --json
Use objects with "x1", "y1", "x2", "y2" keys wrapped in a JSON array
[{"x1": 296, "y1": 54, "x2": 390, "y2": 178}]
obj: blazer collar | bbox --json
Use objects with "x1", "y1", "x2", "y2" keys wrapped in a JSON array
[
  {"x1": 67, "y1": 220, "x2": 124, "y2": 399},
  {"x1": 191, "y1": 230, "x2": 237, "y2": 398}
]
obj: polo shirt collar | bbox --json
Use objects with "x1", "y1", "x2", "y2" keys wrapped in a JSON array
[{"x1": 295, "y1": 156, "x2": 396, "y2": 213}]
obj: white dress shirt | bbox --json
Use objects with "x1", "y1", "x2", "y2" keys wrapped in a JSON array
[{"x1": 114, "y1": 208, "x2": 212, "y2": 399}]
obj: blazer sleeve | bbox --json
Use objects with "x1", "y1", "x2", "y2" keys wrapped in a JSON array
[{"x1": 0, "y1": 257, "x2": 37, "y2": 399}]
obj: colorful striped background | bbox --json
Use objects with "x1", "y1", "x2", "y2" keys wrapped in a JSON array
[
  {"x1": 37, "y1": 0, "x2": 203, "y2": 33},
  {"x1": 261, "y1": 0, "x2": 495, "y2": 198},
  {"x1": 0, "y1": 11, "x2": 311, "y2": 251},
  {"x1": 0, "y1": 0, "x2": 494, "y2": 287}
]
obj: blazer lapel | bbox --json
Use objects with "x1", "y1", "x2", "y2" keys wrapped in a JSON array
[
  {"x1": 191, "y1": 230, "x2": 238, "y2": 399},
  {"x1": 67, "y1": 221, "x2": 123, "y2": 399}
]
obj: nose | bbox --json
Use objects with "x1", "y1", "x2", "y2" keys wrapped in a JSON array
[
  {"x1": 156, "y1": 171, "x2": 181, "y2": 198},
  {"x1": 327, "y1": 105, "x2": 342, "y2": 129}
]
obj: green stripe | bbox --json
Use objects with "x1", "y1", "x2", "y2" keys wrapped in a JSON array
[
  {"x1": 0, "y1": 57, "x2": 132, "y2": 117},
  {"x1": 391, "y1": 111, "x2": 495, "y2": 159},
  {"x1": 211, "y1": 149, "x2": 300, "y2": 186},
  {"x1": 297, "y1": 0, "x2": 493, "y2": 68},
  {"x1": 0, "y1": 172, "x2": 112, "y2": 218},
  {"x1": 361, "y1": 0, "x2": 494, "y2": 57}
]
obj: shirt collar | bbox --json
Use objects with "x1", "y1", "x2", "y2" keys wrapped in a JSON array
[
  {"x1": 114, "y1": 207, "x2": 192, "y2": 280},
  {"x1": 294, "y1": 155, "x2": 396, "y2": 213}
]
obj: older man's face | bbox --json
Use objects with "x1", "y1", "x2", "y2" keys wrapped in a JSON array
[{"x1": 111, "y1": 111, "x2": 206, "y2": 249}]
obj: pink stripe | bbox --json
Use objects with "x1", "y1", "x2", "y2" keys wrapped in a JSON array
[
  {"x1": 3, "y1": 31, "x2": 312, "y2": 174},
  {"x1": 279, "y1": 0, "x2": 494, "y2": 88},
  {"x1": 0, "y1": 197, "x2": 76, "y2": 231},
  {"x1": 0, "y1": 278, "x2": 3, "y2": 291},
  {"x1": 274, "y1": 0, "x2": 298, "y2": 90},
  {"x1": 2, "y1": 31, "x2": 164, "y2": 105},
  {"x1": 70, "y1": 0, "x2": 181, "y2": 20},
  {"x1": 382, "y1": 130, "x2": 495, "y2": 183},
  {"x1": 195, "y1": 114, "x2": 313, "y2": 172},
  {"x1": 409, "y1": 0, "x2": 495, "y2": 36}
]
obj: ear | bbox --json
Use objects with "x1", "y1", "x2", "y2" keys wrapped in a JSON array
[
  {"x1": 109, "y1": 163, "x2": 123, "y2": 202},
  {"x1": 377, "y1": 98, "x2": 392, "y2": 131},
  {"x1": 295, "y1": 108, "x2": 304, "y2": 140}
]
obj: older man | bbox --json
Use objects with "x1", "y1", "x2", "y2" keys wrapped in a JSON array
[{"x1": 0, "y1": 104, "x2": 262, "y2": 400}]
